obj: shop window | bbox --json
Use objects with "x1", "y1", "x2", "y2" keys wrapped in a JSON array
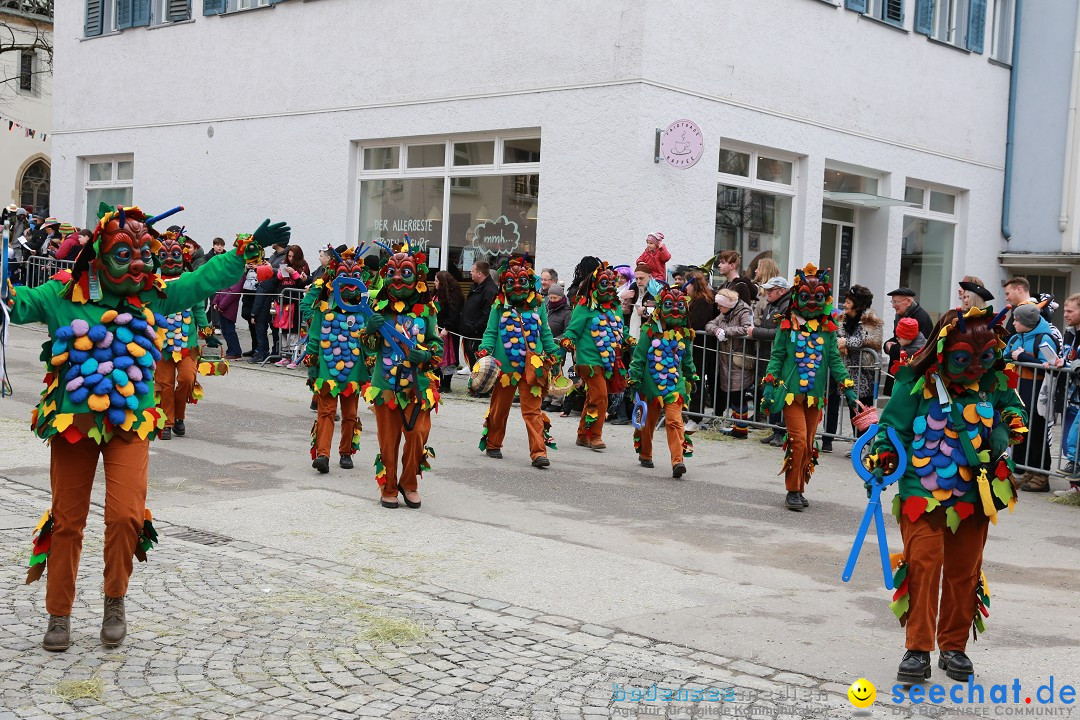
[
  {"x1": 84, "y1": 156, "x2": 134, "y2": 229},
  {"x1": 363, "y1": 146, "x2": 400, "y2": 171},
  {"x1": 901, "y1": 182, "x2": 962, "y2": 318},
  {"x1": 715, "y1": 145, "x2": 796, "y2": 281},
  {"x1": 824, "y1": 169, "x2": 879, "y2": 195},
  {"x1": 356, "y1": 134, "x2": 540, "y2": 281}
]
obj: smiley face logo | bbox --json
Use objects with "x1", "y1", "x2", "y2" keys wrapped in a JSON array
[{"x1": 848, "y1": 678, "x2": 876, "y2": 708}]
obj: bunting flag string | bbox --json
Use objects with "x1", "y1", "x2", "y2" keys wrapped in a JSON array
[{"x1": 0, "y1": 112, "x2": 48, "y2": 142}]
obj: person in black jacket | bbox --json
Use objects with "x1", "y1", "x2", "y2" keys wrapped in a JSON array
[
  {"x1": 749, "y1": 276, "x2": 791, "y2": 445},
  {"x1": 435, "y1": 271, "x2": 464, "y2": 393},
  {"x1": 883, "y1": 287, "x2": 933, "y2": 394},
  {"x1": 460, "y1": 261, "x2": 497, "y2": 385}
]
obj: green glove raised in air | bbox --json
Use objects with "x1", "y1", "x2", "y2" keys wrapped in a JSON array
[{"x1": 252, "y1": 219, "x2": 292, "y2": 249}]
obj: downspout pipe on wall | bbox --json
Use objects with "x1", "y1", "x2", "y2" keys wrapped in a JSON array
[
  {"x1": 1058, "y1": 2, "x2": 1080, "y2": 243},
  {"x1": 1002, "y1": 0, "x2": 1023, "y2": 241}
]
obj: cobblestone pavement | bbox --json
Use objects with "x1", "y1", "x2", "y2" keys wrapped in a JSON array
[{"x1": 0, "y1": 477, "x2": 854, "y2": 720}]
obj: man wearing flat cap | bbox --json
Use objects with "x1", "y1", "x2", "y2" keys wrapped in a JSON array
[{"x1": 883, "y1": 288, "x2": 933, "y2": 393}]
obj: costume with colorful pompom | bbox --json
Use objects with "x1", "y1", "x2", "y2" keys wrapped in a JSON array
[
  {"x1": 628, "y1": 285, "x2": 698, "y2": 469},
  {"x1": 869, "y1": 305, "x2": 1026, "y2": 652},
  {"x1": 152, "y1": 230, "x2": 215, "y2": 430},
  {"x1": 5, "y1": 202, "x2": 288, "y2": 625},
  {"x1": 559, "y1": 261, "x2": 626, "y2": 445},
  {"x1": 301, "y1": 246, "x2": 370, "y2": 461},
  {"x1": 358, "y1": 238, "x2": 442, "y2": 503},
  {"x1": 761, "y1": 264, "x2": 855, "y2": 496},
  {"x1": 476, "y1": 256, "x2": 560, "y2": 462}
]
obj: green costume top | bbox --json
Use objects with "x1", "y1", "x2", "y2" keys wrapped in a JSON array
[
  {"x1": 478, "y1": 300, "x2": 559, "y2": 387},
  {"x1": 761, "y1": 314, "x2": 854, "y2": 412},
  {"x1": 560, "y1": 303, "x2": 624, "y2": 375},
  {"x1": 304, "y1": 279, "x2": 371, "y2": 397},
  {"x1": 155, "y1": 277, "x2": 210, "y2": 361},
  {"x1": 360, "y1": 295, "x2": 443, "y2": 411},
  {"x1": 628, "y1": 321, "x2": 697, "y2": 404},
  {"x1": 8, "y1": 243, "x2": 253, "y2": 444},
  {"x1": 875, "y1": 366, "x2": 1026, "y2": 530}
]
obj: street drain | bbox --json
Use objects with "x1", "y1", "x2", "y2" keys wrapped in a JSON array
[{"x1": 167, "y1": 527, "x2": 234, "y2": 546}]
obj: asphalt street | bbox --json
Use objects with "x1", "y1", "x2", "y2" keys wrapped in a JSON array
[{"x1": 1, "y1": 322, "x2": 1078, "y2": 707}]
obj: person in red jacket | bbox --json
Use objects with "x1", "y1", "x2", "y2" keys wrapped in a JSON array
[{"x1": 636, "y1": 232, "x2": 670, "y2": 282}]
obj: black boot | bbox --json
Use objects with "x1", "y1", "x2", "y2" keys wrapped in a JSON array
[
  {"x1": 312, "y1": 455, "x2": 330, "y2": 474},
  {"x1": 672, "y1": 463, "x2": 686, "y2": 479},
  {"x1": 897, "y1": 650, "x2": 932, "y2": 685},
  {"x1": 440, "y1": 373, "x2": 452, "y2": 393},
  {"x1": 173, "y1": 419, "x2": 186, "y2": 437},
  {"x1": 938, "y1": 651, "x2": 974, "y2": 681},
  {"x1": 339, "y1": 454, "x2": 354, "y2": 469},
  {"x1": 785, "y1": 492, "x2": 803, "y2": 511},
  {"x1": 800, "y1": 493, "x2": 809, "y2": 508}
]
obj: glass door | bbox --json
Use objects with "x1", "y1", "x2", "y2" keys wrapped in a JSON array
[{"x1": 820, "y1": 205, "x2": 855, "y2": 301}]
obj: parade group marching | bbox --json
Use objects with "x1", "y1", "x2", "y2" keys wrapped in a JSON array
[{"x1": 1, "y1": 203, "x2": 1076, "y2": 687}]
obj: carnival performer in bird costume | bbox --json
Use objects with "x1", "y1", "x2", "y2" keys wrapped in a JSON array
[
  {"x1": 628, "y1": 285, "x2": 698, "y2": 478},
  {"x1": 476, "y1": 256, "x2": 560, "y2": 468},
  {"x1": 300, "y1": 246, "x2": 369, "y2": 474},
  {"x1": 5, "y1": 204, "x2": 290, "y2": 652},
  {"x1": 560, "y1": 261, "x2": 626, "y2": 451},
  {"x1": 360, "y1": 239, "x2": 442, "y2": 509},
  {"x1": 153, "y1": 230, "x2": 222, "y2": 440},
  {"x1": 760, "y1": 264, "x2": 857, "y2": 511},
  {"x1": 867, "y1": 306, "x2": 1027, "y2": 685}
]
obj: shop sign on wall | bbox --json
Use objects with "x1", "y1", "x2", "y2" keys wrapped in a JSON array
[
  {"x1": 469, "y1": 216, "x2": 521, "y2": 257},
  {"x1": 656, "y1": 119, "x2": 704, "y2": 169}
]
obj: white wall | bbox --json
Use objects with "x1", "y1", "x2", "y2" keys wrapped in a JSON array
[
  {"x1": 0, "y1": 11, "x2": 51, "y2": 212},
  {"x1": 50, "y1": 0, "x2": 1011, "y2": 318}
]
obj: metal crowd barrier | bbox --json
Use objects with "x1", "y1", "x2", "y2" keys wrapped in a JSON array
[
  {"x1": 22, "y1": 256, "x2": 75, "y2": 288},
  {"x1": 1008, "y1": 359, "x2": 1079, "y2": 480},
  {"x1": 682, "y1": 334, "x2": 884, "y2": 444}
]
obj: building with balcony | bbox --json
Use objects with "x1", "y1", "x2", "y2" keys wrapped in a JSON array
[
  {"x1": 1, "y1": 0, "x2": 52, "y2": 215},
  {"x1": 49, "y1": 0, "x2": 1051, "y2": 321}
]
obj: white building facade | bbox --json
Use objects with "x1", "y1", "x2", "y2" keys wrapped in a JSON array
[
  {"x1": 1, "y1": 0, "x2": 52, "y2": 215},
  {"x1": 52, "y1": 0, "x2": 1019, "y2": 321}
]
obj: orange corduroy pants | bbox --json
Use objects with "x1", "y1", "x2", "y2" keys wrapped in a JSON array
[
  {"x1": 46, "y1": 435, "x2": 149, "y2": 616},
  {"x1": 373, "y1": 402, "x2": 432, "y2": 498},
  {"x1": 576, "y1": 365, "x2": 608, "y2": 442},
  {"x1": 899, "y1": 513, "x2": 989, "y2": 652},
  {"x1": 154, "y1": 355, "x2": 197, "y2": 427},
  {"x1": 782, "y1": 399, "x2": 822, "y2": 492},
  {"x1": 314, "y1": 386, "x2": 360, "y2": 458},
  {"x1": 635, "y1": 398, "x2": 685, "y2": 466}
]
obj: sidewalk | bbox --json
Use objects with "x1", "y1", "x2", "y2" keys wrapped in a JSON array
[{"x1": 0, "y1": 477, "x2": 851, "y2": 720}]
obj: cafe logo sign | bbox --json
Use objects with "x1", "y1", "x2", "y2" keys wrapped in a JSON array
[
  {"x1": 659, "y1": 119, "x2": 704, "y2": 169},
  {"x1": 470, "y1": 215, "x2": 521, "y2": 257}
]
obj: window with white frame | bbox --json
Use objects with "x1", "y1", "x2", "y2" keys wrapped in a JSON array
[
  {"x1": 85, "y1": 0, "x2": 118, "y2": 36},
  {"x1": 901, "y1": 183, "x2": 961, "y2": 319},
  {"x1": 356, "y1": 134, "x2": 540, "y2": 285},
  {"x1": 859, "y1": 0, "x2": 905, "y2": 26},
  {"x1": 933, "y1": 0, "x2": 968, "y2": 45},
  {"x1": 715, "y1": 145, "x2": 797, "y2": 283},
  {"x1": 916, "y1": 0, "x2": 989, "y2": 52},
  {"x1": 83, "y1": 156, "x2": 134, "y2": 229},
  {"x1": 989, "y1": 0, "x2": 1014, "y2": 62},
  {"x1": 151, "y1": 0, "x2": 192, "y2": 23}
]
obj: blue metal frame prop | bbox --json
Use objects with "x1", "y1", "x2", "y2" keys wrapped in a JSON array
[
  {"x1": 631, "y1": 392, "x2": 648, "y2": 430},
  {"x1": 843, "y1": 423, "x2": 908, "y2": 590}
]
